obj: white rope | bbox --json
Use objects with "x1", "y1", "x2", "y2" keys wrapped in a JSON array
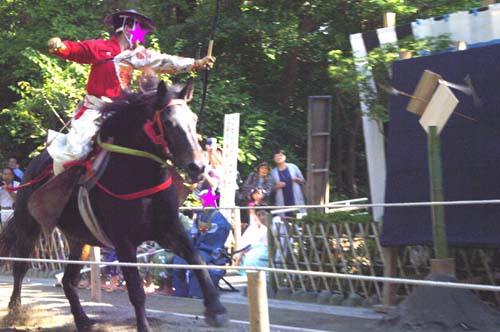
[
  {"x1": 1, "y1": 256, "x2": 500, "y2": 293},
  {"x1": 179, "y1": 198, "x2": 500, "y2": 211}
]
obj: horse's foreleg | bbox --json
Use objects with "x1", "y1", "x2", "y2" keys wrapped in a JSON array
[
  {"x1": 161, "y1": 232, "x2": 228, "y2": 327},
  {"x1": 62, "y1": 242, "x2": 95, "y2": 331},
  {"x1": 115, "y1": 245, "x2": 152, "y2": 332}
]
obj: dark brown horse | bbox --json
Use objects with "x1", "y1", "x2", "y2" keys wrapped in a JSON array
[{"x1": 0, "y1": 81, "x2": 228, "y2": 332}]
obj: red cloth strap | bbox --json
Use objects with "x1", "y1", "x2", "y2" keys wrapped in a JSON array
[
  {"x1": 73, "y1": 105, "x2": 88, "y2": 120},
  {"x1": 63, "y1": 160, "x2": 173, "y2": 201}
]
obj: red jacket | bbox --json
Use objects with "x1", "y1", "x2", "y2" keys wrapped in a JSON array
[{"x1": 55, "y1": 37, "x2": 124, "y2": 98}]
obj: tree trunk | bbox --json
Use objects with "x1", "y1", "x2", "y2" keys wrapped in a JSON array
[
  {"x1": 345, "y1": 111, "x2": 361, "y2": 196},
  {"x1": 279, "y1": 15, "x2": 315, "y2": 108}
]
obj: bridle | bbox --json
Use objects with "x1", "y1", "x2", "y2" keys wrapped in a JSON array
[{"x1": 143, "y1": 98, "x2": 188, "y2": 158}]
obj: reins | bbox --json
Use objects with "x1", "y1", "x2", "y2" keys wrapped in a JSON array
[
  {"x1": 97, "y1": 135, "x2": 167, "y2": 167},
  {"x1": 5, "y1": 165, "x2": 53, "y2": 192}
]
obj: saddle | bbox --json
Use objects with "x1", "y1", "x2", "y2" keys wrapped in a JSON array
[{"x1": 28, "y1": 147, "x2": 190, "y2": 247}]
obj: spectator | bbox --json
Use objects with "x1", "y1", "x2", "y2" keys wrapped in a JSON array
[
  {"x1": 171, "y1": 205, "x2": 231, "y2": 298},
  {"x1": 248, "y1": 188, "x2": 267, "y2": 210},
  {"x1": 233, "y1": 210, "x2": 269, "y2": 276},
  {"x1": 271, "y1": 149, "x2": 306, "y2": 217},
  {"x1": 101, "y1": 249, "x2": 122, "y2": 291},
  {"x1": 7, "y1": 157, "x2": 23, "y2": 181},
  {"x1": 240, "y1": 187, "x2": 267, "y2": 233},
  {"x1": 196, "y1": 137, "x2": 223, "y2": 197},
  {"x1": 240, "y1": 161, "x2": 274, "y2": 205},
  {"x1": 0, "y1": 167, "x2": 19, "y2": 223}
]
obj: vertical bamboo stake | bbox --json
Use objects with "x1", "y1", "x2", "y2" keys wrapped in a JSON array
[
  {"x1": 90, "y1": 246, "x2": 101, "y2": 302},
  {"x1": 266, "y1": 213, "x2": 279, "y2": 291},
  {"x1": 247, "y1": 271, "x2": 270, "y2": 332},
  {"x1": 427, "y1": 126, "x2": 448, "y2": 259}
]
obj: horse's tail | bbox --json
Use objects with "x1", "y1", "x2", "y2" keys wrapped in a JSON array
[{"x1": 0, "y1": 215, "x2": 18, "y2": 259}]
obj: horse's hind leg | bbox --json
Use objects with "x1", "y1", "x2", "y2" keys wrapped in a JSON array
[
  {"x1": 9, "y1": 244, "x2": 37, "y2": 310},
  {"x1": 62, "y1": 241, "x2": 95, "y2": 331},
  {"x1": 7, "y1": 219, "x2": 41, "y2": 310}
]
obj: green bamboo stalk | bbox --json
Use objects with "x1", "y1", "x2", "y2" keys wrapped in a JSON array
[{"x1": 427, "y1": 125, "x2": 449, "y2": 259}]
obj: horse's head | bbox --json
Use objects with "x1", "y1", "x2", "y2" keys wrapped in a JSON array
[{"x1": 152, "y1": 80, "x2": 206, "y2": 183}]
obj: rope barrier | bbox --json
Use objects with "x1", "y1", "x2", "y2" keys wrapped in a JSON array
[
  {"x1": 2, "y1": 256, "x2": 500, "y2": 293},
  {"x1": 179, "y1": 198, "x2": 500, "y2": 211}
]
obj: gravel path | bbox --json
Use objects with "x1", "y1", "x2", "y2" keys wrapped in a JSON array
[{"x1": 0, "y1": 276, "x2": 378, "y2": 332}]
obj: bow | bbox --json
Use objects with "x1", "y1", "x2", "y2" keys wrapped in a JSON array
[{"x1": 198, "y1": 0, "x2": 221, "y2": 133}]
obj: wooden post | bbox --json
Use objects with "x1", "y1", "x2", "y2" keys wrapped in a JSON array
[
  {"x1": 383, "y1": 12, "x2": 396, "y2": 28},
  {"x1": 90, "y1": 246, "x2": 101, "y2": 302},
  {"x1": 427, "y1": 126, "x2": 448, "y2": 260},
  {"x1": 220, "y1": 113, "x2": 241, "y2": 250},
  {"x1": 247, "y1": 271, "x2": 270, "y2": 332},
  {"x1": 382, "y1": 247, "x2": 397, "y2": 308}
]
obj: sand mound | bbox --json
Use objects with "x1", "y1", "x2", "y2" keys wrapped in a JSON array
[{"x1": 378, "y1": 273, "x2": 500, "y2": 332}]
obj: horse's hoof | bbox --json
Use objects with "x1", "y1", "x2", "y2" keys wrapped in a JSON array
[
  {"x1": 8, "y1": 300, "x2": 21, "y2": 311},
  {"x1": 205, "y1": 309, "x2": 229, "y2": 327},
  {"x1": 76, "y1": 317, "x2": 97, "y2": 331}
]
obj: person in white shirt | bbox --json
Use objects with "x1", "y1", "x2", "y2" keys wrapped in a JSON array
[
  {"x1": 233, "y1": 210, "x2": 269, "y2": 276},
  {"x1": 0, "y1": 167, "x2": 19, "y2": 223}
]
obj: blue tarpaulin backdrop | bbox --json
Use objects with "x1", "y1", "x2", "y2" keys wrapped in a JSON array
[{"x1": 381, "y1": 43, "x2": 500, "y2": 247}]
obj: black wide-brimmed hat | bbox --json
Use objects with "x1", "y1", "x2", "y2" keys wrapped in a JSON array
[{"x1": 104, "y1": 10, "x2": 156, "y2": 31}]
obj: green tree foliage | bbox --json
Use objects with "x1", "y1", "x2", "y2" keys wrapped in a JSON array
[{"x1": 0, "y1": 0, "x2": 488, "y2": 196}]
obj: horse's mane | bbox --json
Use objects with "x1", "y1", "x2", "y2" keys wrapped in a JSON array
[
  {"x1": 99, "y1": 91, "x2": 155, "y2": 139},
  {"x1": 98, "y1": 81, "x2": 186, "y2": 140}
]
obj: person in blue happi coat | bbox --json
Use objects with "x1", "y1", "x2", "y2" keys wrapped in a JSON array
[{"x1": 171, "y1": 199, "x2": 231, "y2": 298}]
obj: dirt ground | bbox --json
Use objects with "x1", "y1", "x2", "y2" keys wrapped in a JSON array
[{"x1": 0, "y1": 276, "x2": 378, "y2": 332}]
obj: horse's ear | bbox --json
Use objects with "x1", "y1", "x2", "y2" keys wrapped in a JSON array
[
  {"x1": 157, "y1": 80, "x2": 167, "y2": 98},
  {"x1": 180, "y1": 79, "x2": 194, "y2": 102}
]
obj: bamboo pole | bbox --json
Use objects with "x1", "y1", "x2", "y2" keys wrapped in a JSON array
[
  {"x1": 247, "y1": 271, "x2": 270, "y2": 332},
  {"x1": 427, "y1": 126, "x2": 448, "y2": 259}
]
